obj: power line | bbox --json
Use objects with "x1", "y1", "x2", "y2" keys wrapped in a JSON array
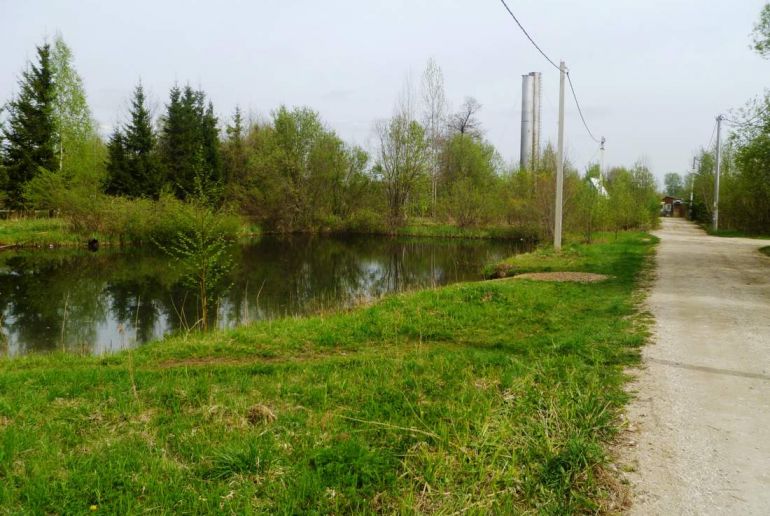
[
  {"x1": 498, "y1": 0, "x2": 560, "y2": 71},
  {"x1": 566, "y1": 72, "x2": 600, "y2": 144},
  {"x1": 498, "y1": 0, "x2": 602, "y2": 145},
  {"x1": 706, "y1": 119, "x2": 717, "y2": 150}
]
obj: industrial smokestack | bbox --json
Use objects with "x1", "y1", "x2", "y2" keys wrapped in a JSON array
[
  {"x1": 520, "y1": 72, "x2": 542, "y2": 171},
  {"x1": 531, "y1": 72, "x2": 541, "y2": 169},
  {"x1": 520, "y1": 74, "x2": 534, "y2": 171}
]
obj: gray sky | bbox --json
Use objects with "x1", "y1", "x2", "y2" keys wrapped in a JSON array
[{"x1": 1, "y1": 0, "x2": 768, "y2": 182}]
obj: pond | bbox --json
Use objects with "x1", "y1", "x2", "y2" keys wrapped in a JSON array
[{"x1": 0, "y1": 235, "x2": 529, "y2": 356}]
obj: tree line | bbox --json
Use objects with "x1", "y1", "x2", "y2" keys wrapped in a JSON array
[
  {"x1": 1, "y1": 37, "x2": 660, "y2": 238},
  {"x1": 661, "y1": 4, "x2": 770, "y2": 235}
]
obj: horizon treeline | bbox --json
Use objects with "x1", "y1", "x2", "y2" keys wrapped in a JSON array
[
  {"x1": 660, "y1": 3, "x2": 770, "y2": 235},
  {"x1": 0, "y1": 36, "x2": 660, "y2": 237}
]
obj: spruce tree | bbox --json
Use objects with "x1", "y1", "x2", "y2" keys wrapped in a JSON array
[
  {"x1": 160, "y1": 85, "x2": 221, "y2": 200},
  {"x1": 201, "y1": 101, "x2": 222, "y2": 186},
  {"x1": 223, "y1": 106, "x2": 246, "y2": 187},
  {"x1": 160, "y1": 86, "x2": 195, "y2": 198},
  {"x1": 124, "y1": 84, "x2": 161, "y2": 198},
  {"x1": 105, "y1": 84, "x2": 161, "y2": 198},
  {"x1": 104, "y1": 129, "x2": 131, "y2": 195},
  {"x1": 1, "y1": 44, "x2": 56, "y2": 208}
]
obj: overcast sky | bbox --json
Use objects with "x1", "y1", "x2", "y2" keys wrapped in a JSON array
[{"x1": 1, "y1": 0, "x2": 768, "y2": 182}]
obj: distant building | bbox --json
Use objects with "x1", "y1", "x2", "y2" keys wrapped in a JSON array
[{"x1": 661, "y1": 196, "x2": 686, "y2": 217}]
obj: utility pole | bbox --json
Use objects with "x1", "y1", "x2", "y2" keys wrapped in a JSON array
[
  {"x1": 554, "y1": 61, "x2": 566, "y2": 250},
  {"x1": 690, "y1": 156, "x2": 699, "y2": 220},
  {"x1": 600, "y1": 136, "x2": 606, "y2": 179},
  {"x1": 713, "y1": 114, "x2": 724, "y2": 231}
]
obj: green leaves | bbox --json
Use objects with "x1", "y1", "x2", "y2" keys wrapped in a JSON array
[{"x1": 751, "y1": 3, "x2": 770, "y2": 59}]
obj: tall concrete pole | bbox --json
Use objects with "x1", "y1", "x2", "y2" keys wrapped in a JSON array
[
  {"x1": 600, "y1": 136, "x2": 606, "y2": 179},
  {"x1": 690, "y1": 156, "x2": 698, "y2": 220},
  {"x1": 713, "y1": 114, "x2": 724, "y2": 231},
  {"x1": 532, "y1": 72, "x2": 542, "y2": 169},
  {"x1": 554, "y1": 61, "x2": 566, "y2": 250},
  {"x1": 520, "y1": 74, "x2": 534, "y2": 170}
]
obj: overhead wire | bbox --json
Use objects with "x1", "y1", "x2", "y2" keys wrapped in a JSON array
[
  {"x1": 706, "y1": 119, "x2": 718, "y2": 151},
  {"x1": 498, "y1": 0, "x2": 560, "y2": 71},
  {"x1": 566, "y1": 73, "x2": 601, "y2": 144},
  {"x1": 498, "y1": 0, "x2": 602, "y2": 146}
]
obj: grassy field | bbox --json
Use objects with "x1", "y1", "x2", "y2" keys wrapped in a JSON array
[{"x1": 0, "y1": 232, "x2": 655, "y2": 513}]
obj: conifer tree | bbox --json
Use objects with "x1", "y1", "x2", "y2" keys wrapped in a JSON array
[
  {"x1": 1, "y1": 44, "x2": 56, "y2": 208},
  {"x1": 160, "y1": 85, "x2": 221, "y2": 200},
  {"x1": 161, "y1": 86, "x2": 197, "y2": 198},
  {"x1": 201, "y1": 100, "x2": 222, "y2": 186},
  {"x1": 104, "y1": 129, "x2": 131, "y2": 195},
  {"x1": 105, "y1": 84, "x2": 161, "y2": 198},
  {"x1": 223, "y1": 106, "x2": 247, "y2": 187}
]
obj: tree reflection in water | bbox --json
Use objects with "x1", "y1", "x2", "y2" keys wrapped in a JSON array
[{"x1": 0, "y1": 235, "x2": 529, "y2": 356}]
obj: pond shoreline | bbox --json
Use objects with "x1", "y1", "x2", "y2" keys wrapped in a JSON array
[
  {"x1": 1, "y1": 233, "x2": 529, "y2": 356},
  {"x1": 0, "y1": 217, "x2": 539, "y2": 250},
  {"x1": 0, "y1": 231, "x2": 655, "y2": 512}
]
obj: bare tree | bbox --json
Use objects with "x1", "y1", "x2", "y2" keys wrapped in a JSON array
[
  {"x1": 421, "y1": 58, "x2": 447, "y2": 216},
  {"x1": 375, "y1": 114, "x2": 430, "y2": 226},
  {"x1": 449, "y1": 97, "x2": 482, "y2": 138}
]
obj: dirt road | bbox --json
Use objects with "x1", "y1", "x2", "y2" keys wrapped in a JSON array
[{"x1": 626, "y1": 218, "x2": 770, "y2": 515}]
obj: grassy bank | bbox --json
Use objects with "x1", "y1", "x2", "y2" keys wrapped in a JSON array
[
  {"x1": 704, "y1": 225, "x2": 770, "y2": 239},
  {"x1": 0, "y1": 216, "x2": 535, "y2": 249},
  {"x1": 393, "y1": 221, "x2": 537, "y2": 241},
  {"x1": 0, "y1": 232, "x2": 655, "y2": 513},
  {"x1": 0, "y1": 218, "x2": 88, "y2": 248}
]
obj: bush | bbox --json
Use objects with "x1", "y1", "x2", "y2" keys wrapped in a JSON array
[
  {"x1": 54, "y1": 191, "x2": 241, "y2": 247},
  {"x1": 341, "y1": 209, "x2": 387, "y2": 234}
]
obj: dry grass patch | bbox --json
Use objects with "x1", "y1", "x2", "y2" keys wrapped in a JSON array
[{"x1": 513, "y1": 271, "x2": 610, "y2": 283}]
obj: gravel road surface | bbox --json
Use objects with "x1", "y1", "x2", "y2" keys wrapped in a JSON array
[{"x1": 626, "y1": 218, "x2": 770, "y2": 515}]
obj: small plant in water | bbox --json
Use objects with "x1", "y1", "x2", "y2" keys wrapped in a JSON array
[{"x1": 158, "y1": 168, "x2": 233, "y2": 331}]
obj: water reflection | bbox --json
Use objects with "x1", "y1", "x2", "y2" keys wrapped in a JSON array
[{"x1": 0, "y1": 235, "x2": 528, "y2": 356}]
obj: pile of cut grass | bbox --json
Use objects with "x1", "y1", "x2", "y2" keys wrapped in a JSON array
[{"x1": 0, "y1": 232, "x2": 655, "y2": 513}]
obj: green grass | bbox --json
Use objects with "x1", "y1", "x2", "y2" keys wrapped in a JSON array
[
  {"x1": 0, "y1": 218, "x2": 87, "y2": 247},
  {"x1": 0, "y1": 216, "x2": 527, "y2": 250},
  {"x1": 704, "y1": 226, "x2": 770, "y2": 239},
  {"x1": 394, "y1": 220, "x2": 538, "y2": 240},
  {"x1": 760, "y1": 246, "x2": 770, "y2": 257},
  {"x1": 0, "y1": 232, "x2": 655, "y2": 513},
  {"x1": 483, "y1": 233, "x2": 651, "y2": 279}
]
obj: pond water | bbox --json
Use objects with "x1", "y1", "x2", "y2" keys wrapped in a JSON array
[{"x1": 0, "y1": 235, "x2": 529, "y2": 356}]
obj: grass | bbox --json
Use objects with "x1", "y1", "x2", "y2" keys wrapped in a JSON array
[
  {"x1": 760, "y1": 246, "x2": 770, "y2": 257},
  {"x1": 483, "y1": 233, "x2": 647, "y2": 278},
  {"x1": 704, "y1": 226, "x2": 770, "y2": 240},
  {"x1": 394, "y1": 219, "x2": 538, "y2": 240},
  {"x1": 0, "y1": 231, "x2": 656, "y2": 513},
  {"x1": 0, "y1": 215, "x2": 529, "y2": 250},
  {"x1": 0, "y1": 218, "x2": 88, "y2": 248}
]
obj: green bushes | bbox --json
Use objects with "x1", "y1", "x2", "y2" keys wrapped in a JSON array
[{"x1": 53, "y1": 191, "x2": 241, "y2": 246}]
